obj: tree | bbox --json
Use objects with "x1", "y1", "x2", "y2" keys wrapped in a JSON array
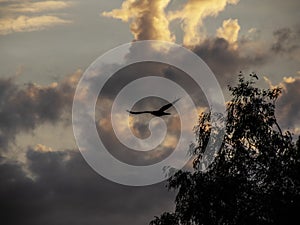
[{"x1": 150, "y1": 74, "x2": 300, "y2": 225}]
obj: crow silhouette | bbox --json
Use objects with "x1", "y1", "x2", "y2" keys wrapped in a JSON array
[{"x1": 127, "y1": 98, "x2": 181, "y2": 117}]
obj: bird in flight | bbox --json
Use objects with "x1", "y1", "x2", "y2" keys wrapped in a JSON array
[
  {"x1": 127, "y1": 98, "x2": 181, "y2": 117},
  {"x1": 250, "y1": 73, "x2": 259, "y2": 80}
]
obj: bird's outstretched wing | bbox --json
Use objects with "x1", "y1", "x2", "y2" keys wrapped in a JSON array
[
  {"x1": 250, "y1": 74, "x2": 259, "y2": 80},
  {"x1": 126, "y1": 110, "x2": 151, "y2": 115},
  {"x1": 158, "y1": 98, "x2": 181, "y2": 112}
]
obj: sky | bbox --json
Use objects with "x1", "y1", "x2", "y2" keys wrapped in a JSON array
[{"x1": 0, "y1": 0, "x2": 300, "y2": 224}]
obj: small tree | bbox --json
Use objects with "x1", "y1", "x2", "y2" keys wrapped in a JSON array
[{"x1": 150, "y1": 74, "x2": 300, "y2": 225}]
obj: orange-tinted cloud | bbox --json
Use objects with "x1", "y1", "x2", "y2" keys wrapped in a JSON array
[
  {"x1": 103, "y1": 0, "x2": 239, "y2": 46},
  {"x1": 216, "y1": 19, "x2": 240, "y2": 50},
  {"x1": 168, "y1": 0, "x2": 239, "y2": 46},
  {"x1": 5, "y1": 1, "x2": 71, "y2": 13},
  {"x1": 34, "y1": 144, "x2": 54, "y2": 152},
  {"x1": 102, "y1": 0, "x2": 175, "y2": 42},
  {"x1": 0, "y1": 15, "x2": 71, "y2": 35},
  {"x1": 0, "y1": 0, "x2": 72, "y2": 35}
]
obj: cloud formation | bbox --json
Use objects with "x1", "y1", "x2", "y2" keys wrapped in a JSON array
[
  {"x1": 102, "y1": 0, "x2": 239, "y2": 46},
  {"x1": 216, "y1": 19, "x2": 240, "y2": 50},
  {"x1": 268, "y1": 75, "x2": 300, "y2": 132},
  {"x1": 0, "y1": 70, "x2": 81, "y2": 151},
  {"x1": 0, "y1": 149, "x2": 174, "y2": 225},
  {"x1": 271, "y1": 26, "x2": 300, "y2": 59},
  {"x1": 0, "y1": 0, "x2": 72, "y2": 35},
  {"x1": 168, "y1": 0, "x2": 239, "y2": 46},
  {"x1": 0, "y1": 15, "x2": 71, "y2": 35},
  {"x1": 192, "y1": 37, "x2": 268, "y2": 85},
  {"x1": 101, "y1": 0, "x2": 269, "y2": 85},
  {"x1": 5, "y1": 1, "x2": 71, "y2": 13},
  {"x1": 102, "y1": 0, "x2": 174, "y2": 42}
]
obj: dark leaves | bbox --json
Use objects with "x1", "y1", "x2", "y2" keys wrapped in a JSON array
[{"x1": 150, "y1": 74, "x2": 300, "y2": 225}]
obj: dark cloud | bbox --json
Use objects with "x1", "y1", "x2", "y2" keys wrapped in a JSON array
[
  {"x1": 0, "y1": 68, "x2": 175, "y2": 225},
  {"x1": 0, "y1": 149, "x2": 174, "y2": 225},
  {"x1": 191, "y1": 37, "x2": 268, "y2": 86},
  {"x1": 0, "y1": 71, "x2": 80, "y2": 150},
  {"x1": 271, "y1": 26, "x2": 300, "y2": 54}
]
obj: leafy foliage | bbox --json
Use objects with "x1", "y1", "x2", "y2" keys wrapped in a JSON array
[{"x1": 150, "y1": 74, "x2": 300, "y2": 225}]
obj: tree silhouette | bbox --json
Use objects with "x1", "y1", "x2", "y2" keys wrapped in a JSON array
[{"x1": 150, "y1": 74, "x2": 300, "y2": 225}]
